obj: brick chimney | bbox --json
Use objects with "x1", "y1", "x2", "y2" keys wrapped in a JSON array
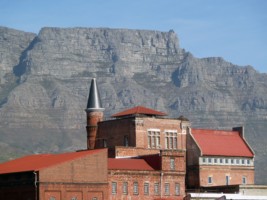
[{"x1": 85, "y1": 78, "x2": 104, "y2": 149}]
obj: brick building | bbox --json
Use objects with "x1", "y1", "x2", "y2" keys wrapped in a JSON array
[
  {"x1": 0, "y1": 78, "x2": 256, "y2": 200},
  {"x1": 186, "y1": 128, "x2": 255, "y2": 189},
  {"x1": 0, "y1": 149, "x2": 108, "y2": 200}
]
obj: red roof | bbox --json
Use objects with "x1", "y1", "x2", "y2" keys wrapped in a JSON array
[
  {"x1": 0, "y1": 149, "x2": 104, "y2": 174},
  {"x1": 112, "y1": 106, "x2": 167, "y2": 117},
  {"x1": 108, "y1": 158, "x2": 154, "y2": 171},
  {"x1": 191, "y1": 129, "x2": 254, "y2": 157}
]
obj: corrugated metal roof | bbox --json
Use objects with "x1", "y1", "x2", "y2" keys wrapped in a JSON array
[
  {"x1": 108, "y1": 158, "x2": 154, "y2": 171},
  {"x1": 191, "y1": 129, "x2": 254, "y2": 157},
  {"x1": 112, "y1": 106, "x2": 167, "y2": 117},
  {"x1": 0, "y1": 149, "x2": 104, "y2": 174}
]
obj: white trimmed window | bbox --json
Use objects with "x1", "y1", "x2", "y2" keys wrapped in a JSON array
[
  {"x1": 226, "y1": 175, "x2": 230, "y2": 185},
  {"x1": 165, "y1": 130, "x2": 178, "y2": 149},
  {"x1": 112, "y1": 182, "x2": 117, "y2": 194},
  {"x1": 242, "y1": 176, "x2": 247, "y2": 184},
  {"x1": 133, "y1": 182, "x2": 139, "y2": 195},
  {"x1": 170, "y1": 158, "x2": 175, "y2": 170},
  {"x1": 123, "y1": 182, "x2": 128, "y2": 194},
  {"x1": 208, "y1": 176, "x2": 213, "y2": 184},
  {"x1": 175, "y1": 183, "x2": 180, "y2": 196},
  {"x1": 164, "y1": 183, "x2": 170, "y2": 195},
  {"x1": 148, "y1": 129, "x2": 160, "y2": 148},
  {"x1": 144, "y1": 183, "x2": 149, "y2": 195},
  {"x1": 154, "y1": 183, "x2": 160, "y2": 195}
]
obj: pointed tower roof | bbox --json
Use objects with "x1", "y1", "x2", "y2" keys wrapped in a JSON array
[{"x1": 86, "y1": 78, "x2": 104, "y2": 112}]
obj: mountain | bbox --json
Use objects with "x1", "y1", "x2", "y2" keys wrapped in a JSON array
[{"x1": 0, "y1": 26, "x2": 266, "y2": 184}]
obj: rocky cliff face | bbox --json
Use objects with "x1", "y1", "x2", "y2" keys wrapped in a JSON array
[{"x1": 0, "y1": 27, "x2": 266, "y2": 183}]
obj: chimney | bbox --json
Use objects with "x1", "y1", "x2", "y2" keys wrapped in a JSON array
[
  {"x1": 85, "y1": 78, "x2": 104, "y2": 149},
  {"x1": 233, "y1": 126, "x2": 244, "y2": 138}
]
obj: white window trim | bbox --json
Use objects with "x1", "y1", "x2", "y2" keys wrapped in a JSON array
[{"x1": 200, "y1": 156, "x2": 254, "y2": 166}]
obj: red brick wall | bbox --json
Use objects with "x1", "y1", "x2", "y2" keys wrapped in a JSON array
[
  {"x1": 161, "y1": 150, "x2": 186, "y2": 172},
  {"x1": 39, "y1": 183, "x2": 108, "y2": 200},
  {"x1": 38, "y1": 149, "x2": 108, "y2": 200},
  {"x1": 199, "y1": 165, "x2": 255, "y2": 186},
  {"x1": 137, "y1": 117, "x2": 184, "y2": 150},
  {"x1": 97, "y1": 116, "x2": 186, "y2": 151},
  {"x1": 108, "y1": 170, "x2": 185, "y2": 200},
  {"x1": 113, "y1": 146, "x2": 160, "y2": 158},
  {"x1": 97, "y1": 118, "x2": 136, "y2": 148},
  {"x1": 39, "y1": 150, "x2": 107, "y2": 183}
]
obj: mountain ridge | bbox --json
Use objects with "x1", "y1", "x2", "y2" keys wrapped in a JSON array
[{"x1": 0, "y1": 26, "x2": 266, "y2": 183}]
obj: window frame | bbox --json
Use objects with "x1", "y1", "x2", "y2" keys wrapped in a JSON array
[
  {"x1": 144, "y1": 182, "x2": 149, "y2": 195},
  {"x1": 226, "y1": 175, "x2": 230, "y2": 185},
  {"x1": 164, "y1": 183, "x2": 170, "y2": 196},
  {"x1": 175, "y1": 183, "x2": 180, "y2": 196},
  {"x1": 123, "y1": 182, "x2": 128, "y2": 195},
  {"x1": 111, "y1": 182, "x2": 117, "y2": 194},
  {"x1": 208, "y1": 176, "x2": 213, "y2": 184},
  {"x1": 154, "y1": 183, "x2": 160, "y2": 195},
  {"x1": 133, "y1": 182, "x2": 139, "y2": 195},
  {"x1": 170, "y1": 157, "x2": 175, "y2": 170},
  {"x1": 242, "y1": 176, "x2": 247, "y2": 185}
]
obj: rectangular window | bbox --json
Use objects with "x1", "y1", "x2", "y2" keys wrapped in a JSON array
[
  {"x1": 231, "y1": 159, "x2": 235, "y2": 164},
  {"x1": 208, "y1": 158, "x2": 212, "y2": 163},
  {"x1": 226, "y1": 176, "x2": 230, "y2": 185},
  {"x1": 156, "y1": 136, "x2": 160, "y2": 148},
  {"x1": 148, "y1": 136, "x2": 151, "y2": 148},
  {"x1": 202, "y1": 157, "x2": 206, "y2": 163},
  {"x1": 144, "y1": 183, "x2": 149, "y2": 195},
  {"x1": 220, "y1": 158, "x2": 223, "y2": 164},
  {"x1": 170, "y1": 158, "x2": 175, "y2": 170},
  {"x1": 214, "y1": 158, "x2": 217, "y2": 163},
  {"x1": 247, "y1": 159, "x2": 251, "y2": 165},
  {"x1": 165, "y1": 137, "x2": 169, "y2": 149},
  {"x1": 103, "y1": 139, "x2": 107, "y2": 148},
  {"x1": 92, "y1": 198, "x2": 97, "y2": 200},
  {"x1": 148, "y1": 130, "x2": 160, "y2": 149},
  {"x1": 133, "y1": 182, "x2": 138, "y2": 195},
  {"x1": 225, "y1": 159, "x2": 229, "y2": 164},
  {"x1": 123, "y1": 182, "x2": 128, "y2": 195},
  {"x1": 242, "y1": 159, "x2": 245, "y2": 165},
  {"x1": 164, "y1": 183, "x2": 170, "y2": 195},
  {"x1": 208, "y1": 176, "x2": 213, "y2": 184},
  {"x1": 174, "y1": 137, "x2": 177, "y2": 149},
  {"x1": 165, "y1": 131, "x2": 178, "y2": 149},
  {"x1": 169, "y1": 137, "x2": 173, "y2": 149},
  {"x1": 124, "y1": 135, "x2": 129, "y2": 147},
  {"x1": 154, "y1": 183, "x2": 159, "y2": 195},
  {"x1": 242, "y1": 176, "x2": 247, "y2": 184},
  {"x1": 112, "y1": 182, "x2": 117, "y2": 194},
  {"x1": 175, "y1": 183, "x2": 180, "y2": 196}
]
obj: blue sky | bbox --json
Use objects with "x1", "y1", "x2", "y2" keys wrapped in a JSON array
[{"x1": 1, "y1": 0, "x2": 266, "y2": 73}]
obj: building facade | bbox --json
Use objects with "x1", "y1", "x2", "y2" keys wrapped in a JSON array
[
  {"x1": 186, "y1": 127, "x2": 255, "y2": 188},
  {"x1": 0, "y1": 149, "x2": 109, "y2": 200},
  {"x1": 0, "y1": 78, "x2": 256, "y2": 200}
]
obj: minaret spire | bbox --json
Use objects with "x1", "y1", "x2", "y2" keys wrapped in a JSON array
[
  {"x1": 85, "y1": 78, "x2": 104, "y2": 149},
  {"x1": 86, "y1": 78, "x2": 104, "y2": 112}
]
